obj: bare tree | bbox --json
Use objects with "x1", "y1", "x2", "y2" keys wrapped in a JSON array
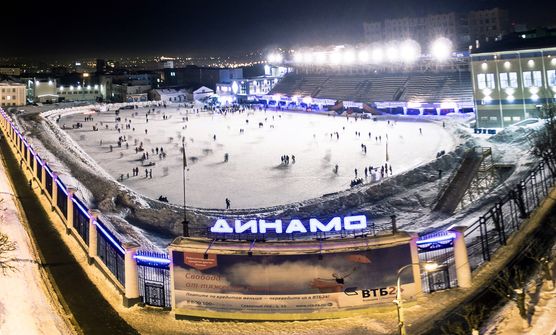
[
  {"x1": 0, "y1": 198, "x2": 17, "y2": 274},
  {"x1": 531, "y1": 103, "x2": 556, "y2": 176},
  {"x1": 490, "y1": 268, "x2": 530, "y2": 325},
  {"x1": 0, "y1": 232, "x2": 17, "y2": 275},
  {"x1": 440, "y1": 305, "x2": 487, "y2": 335}
]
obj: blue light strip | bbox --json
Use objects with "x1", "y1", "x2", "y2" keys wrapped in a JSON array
[
  {"x1": 72, "y1": 198, "x2": 91, "y2": 220},
  {"x1": 94, "y1": 221, "x2": 126, "y2": 254},
  {"x1": 56, "y1": 179, "x2": 68, "y2": 196},
  {"x1": 134, "y1": 255, "x2": 171, "y2": 265},
  {"x1": 416, "y1": 232, "x2": 456, "y2": 245},
  {"x1": 44, "y1": 164, "x2": 53, "y2": 177}
]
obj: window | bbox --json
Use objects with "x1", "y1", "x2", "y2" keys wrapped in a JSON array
[
  {"x1": 523, "y1": 71, "x2": 543, "y2": 87},
  {"x1": 500, "y1": 73, "x2": 509, "y2": 88},
  {"x1": 548, "y1": 70, "x2": 556, "y2": 86},
  {"x1": 477, "y1": 73, "x2": 486, "y2": 89},
  {"x1": 486, "y1": 73, "x2": 496, "y2": 89},
  {"x1": 523, "y1": 71, "x2": 533, "y2": 87},
  {"x1": 509, "y1": 72, "x2": 518, "y2": 88},
  {"x1": 533, "y1": 71, "x2": 542, "y2": 86}
]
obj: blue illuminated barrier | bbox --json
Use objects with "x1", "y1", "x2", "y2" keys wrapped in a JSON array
[{"x1": 474, "y1": 128, "x2": 497, "y2": 135}]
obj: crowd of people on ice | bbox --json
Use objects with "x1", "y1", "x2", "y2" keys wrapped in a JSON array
[{"x1": 63, "y1": 102, "x2": 436, "y2": 208}]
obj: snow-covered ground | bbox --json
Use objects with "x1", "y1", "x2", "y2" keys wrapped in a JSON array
[
  {"x1": 57, "y1": 107, "x2": 455, "y2": 208},
  {"x1": 0, "y1": 156, "x2": 71, "y2": 334}
]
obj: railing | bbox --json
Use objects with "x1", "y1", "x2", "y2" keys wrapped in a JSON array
[{"x1": 0, "y1": 108, "x2": 127, "y2": 290}]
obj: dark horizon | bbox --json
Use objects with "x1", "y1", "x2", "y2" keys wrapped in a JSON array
[{"x1": 3, "y1": 0, "x2": 556, "y2": 60}]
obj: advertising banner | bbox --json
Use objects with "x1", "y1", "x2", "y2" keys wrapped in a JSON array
[{"x1": 173, "y1": 243, "x2": 415, "y2": 316}]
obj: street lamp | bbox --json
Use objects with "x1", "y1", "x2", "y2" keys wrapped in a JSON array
[{"x1": 394, "y1": 261, "x2": 438, "y2": 335}]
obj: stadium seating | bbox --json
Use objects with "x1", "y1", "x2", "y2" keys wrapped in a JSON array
[{"x1": 270, "y1": 70, "x2": 473, "y2": 105}]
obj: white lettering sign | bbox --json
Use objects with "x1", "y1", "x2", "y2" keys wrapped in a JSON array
[{"x1": 210, "y1": 216, "x2": 367, "y2": 234}]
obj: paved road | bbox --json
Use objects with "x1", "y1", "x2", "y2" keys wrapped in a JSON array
[{"x1": 0, "y1": 137, "x2": 138, "y2": 335}]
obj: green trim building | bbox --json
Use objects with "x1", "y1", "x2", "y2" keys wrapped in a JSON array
[{"x1": 471, "y1": 37, "x2": 556, "y2": 128}]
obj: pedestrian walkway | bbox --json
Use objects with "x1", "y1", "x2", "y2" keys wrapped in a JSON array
[
  {"x1": 0, "y1": 149, "x2": 71, "y2": 334},
  {"x1": 0, "y1": 138, "x2": 138, "y2": 335}
]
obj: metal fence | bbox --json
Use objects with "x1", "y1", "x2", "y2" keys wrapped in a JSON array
[
  {"x1": 463, "y1": 161, "x2": 554, "y2": 271},
  {"x1": 73, "y1": 197, "x2": 90, "y2": 245},
  {"x1": 56, "y1": 179, "x2": 68, "y2": 218},
  {"x1": 96, "y1": 219, "x2": 125, "y2": 286}
]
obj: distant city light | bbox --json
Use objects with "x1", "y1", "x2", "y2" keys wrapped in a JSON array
[{"x1": 430, "y1": 37, "x2": 453, "y2": 61}]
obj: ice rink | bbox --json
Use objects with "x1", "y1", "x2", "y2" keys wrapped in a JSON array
[{"x1": 58, "y1": 106, "x2": 455, "y2": 208}]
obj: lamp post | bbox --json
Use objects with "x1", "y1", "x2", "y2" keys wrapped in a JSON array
[{"x1": 394, "y1": 261, "x2": 438, "y2": 335}]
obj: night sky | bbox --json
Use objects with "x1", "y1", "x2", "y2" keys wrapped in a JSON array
[{"x1": 3, "y1": 0, "x2": 556, "y2": 59}]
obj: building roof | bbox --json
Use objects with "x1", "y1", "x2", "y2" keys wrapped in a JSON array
[
  {"x1": 472, "y1": 32, "x2": 556, "y2": 55},
  {"x1": 0, "y1": 81, "x2": 25, "y2": 87}
]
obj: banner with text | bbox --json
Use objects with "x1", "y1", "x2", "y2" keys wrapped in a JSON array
[{"x1": 173, "y1": 243, "x2": 415, "y2": 315}]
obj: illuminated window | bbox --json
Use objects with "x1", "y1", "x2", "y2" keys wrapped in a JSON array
[
  {"x1": 523, "y1": 72, "x2": 533, "y2": 87},
  {"x1": 523, "y1": 71, "x2": 542, "y2": 87},
  {"x1": 486, "y1": 73, "x2": 496, "y2": 89},
  {"x1": 477, "y1": 73, "x2": 487, "y2": 89},
  {"x1": 547, "y1": 70, "x2": 556, "y2": 86},
  {"x1": 500, "y1": 72, "x2": 518, "y2": 88}
]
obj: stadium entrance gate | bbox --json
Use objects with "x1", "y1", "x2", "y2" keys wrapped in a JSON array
[{"x1": 136, "y1": 251, "x2": 171, "y2": 308}]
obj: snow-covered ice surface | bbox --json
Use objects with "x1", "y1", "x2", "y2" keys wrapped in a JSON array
[
  {"x1": 0, "y1": 157, "x2": 71, "y2": 334},
  {"x1": 56, "y1": 107, "x2": 455, "y2": 208},
  {"x1": 11, "y1": 104, "x2": 540, "y2": 247}
]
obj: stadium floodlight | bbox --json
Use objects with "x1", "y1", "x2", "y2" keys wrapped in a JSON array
[
  {"x1": 342, "y1": 50, "x2": 356, "y2": 64},
  {"x1": 315, "y1": 52, "x2": 327, "y2": 64},
  {"x1": 528, "y1": 59, "x2": 535, "y2": 68},
  {"x1": 358, "y1": 50, "x2": 370, "y2": 63},
  {"x1": 430, "y1": 37, "x2": 453, "y2": 61},
  {"x1": 267, "y1": 54, "x2": 276, "y2": 63},
  {"x1": 504, "y1": 61, "x2": 511, "y2": 70},
  {"x1": 303, "y1": 52, "x2": 314, "y2": 64},
  {"x1": 275, "y1": 53, "x2": 283, "y2": 63},
  {"x1": 302, "y1": 96, "x2": 313, "y2": 104},
  {"x1": 371, "y1": 48, "x2": 384, "y2": 63},
  {"x1": 400, "y1": 39, "x2": 420, "y2": 63},
  {"x1": 386, "y1": 45, "x2": 399, "y2": 62},
  {"x1": 329, "y1": 51, "x2": 342, "y2": 65},
  {"x1": 551, "y1": 58, "x2": 556, "y2": 66},
  {"x1": 293, "y1": 52, "x2": 304, "y2": 63}
]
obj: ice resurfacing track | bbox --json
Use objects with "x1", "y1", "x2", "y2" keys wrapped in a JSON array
[{"x1": 59, "y1": 107, "x2": 455, "y2": 208}]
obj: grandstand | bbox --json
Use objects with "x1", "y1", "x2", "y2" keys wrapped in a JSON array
[{"x1": 270, "y1": 70, "x2": 473, "y2": 106}]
